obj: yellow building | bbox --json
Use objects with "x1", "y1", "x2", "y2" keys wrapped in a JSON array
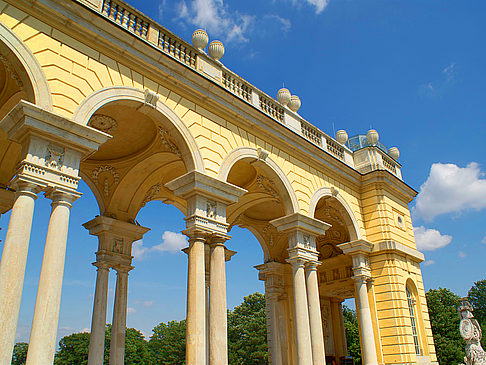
[{"x1": 0, "y1": 0, "x2": 437, "y2": 364}]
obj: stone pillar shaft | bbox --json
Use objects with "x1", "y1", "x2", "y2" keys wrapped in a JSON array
[
  {"x1": 110, "y1": 268, "x2": 129, "y2": 365},
  {"x1": 355, "y1": 276, "x2": 378, "y2": 365},
  {"x1": 267, "y1": 295, "x2": 283, "y2": 365},
  {"x1": 306, "y1": 263, "x2": 326, "y2": 365},
  {"x1": 186, "y1": 236, "x2": 206, "y2": 365},
  {"x1": 26, "y1": 191, "x2": 76, "y2": 365},
  {"x1": 0, "y1": 183, "x2": 38, "y2": 364},
  {"x1": 209, "y1": 243, "x2": 228, "y2": 365},
  {"x1": 330, "y1": 299, "x2": 347, "y2": 359},
  {"x1": 88, "y1": 262, "x2": 110, "y2": 365},
  {"x1": 291, "y1": 259, "x2": 313, "y2": 365}
]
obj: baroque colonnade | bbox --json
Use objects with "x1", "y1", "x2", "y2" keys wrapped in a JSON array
[{"x1": 0, "y1": 105, "x2": 382, "y2": 365}]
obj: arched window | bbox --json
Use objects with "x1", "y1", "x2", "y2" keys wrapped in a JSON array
[{"x1": 406, "y1": 286, "x2": 421, "y2": 355}]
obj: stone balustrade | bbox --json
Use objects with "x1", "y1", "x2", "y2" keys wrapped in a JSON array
[{"x1": 90, "y1": 0, "x2": 403, "y2": 180}]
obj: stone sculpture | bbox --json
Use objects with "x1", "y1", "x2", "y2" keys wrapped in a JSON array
[{"x1": 458, "y1": 298, "x2": 486, "y2": 365}]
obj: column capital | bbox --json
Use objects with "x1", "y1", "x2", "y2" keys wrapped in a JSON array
[
  {"x1": 286, "y1": 256, "x2": 308, "y2": 268},
  {"x1": 352, "y1": 274, "x2": 371, "y2": 285},
  {"x1": 46, "y1": 187, "x2": 82, "y2": 208},
  {"x1": 10, "y1": 176, "x2": 45, "y2": 198},
  {"x1": 305, "y1": 260, "x2": 321, "y2": 271},
  {"x1": 92, "y1": 260, "x2": 110, "y2": 270},
  {"x1": 113, "y1": 264, "x2": 133, "y2": 274}
]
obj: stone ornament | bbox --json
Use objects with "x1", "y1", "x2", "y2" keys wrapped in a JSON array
[
  {"x1": 206, "y1": 200, "x2": 217, "y2": 219},
  {"x1": 335, "y1": 130, "x2": 348, "y2": 145},
  {"x1": 458, "y1": 299, "x2": 486, "y2": 365},
  {"x1": 208, "y1": 40, "x2": 224, "y2": 61},
  {"x1": 366, "y1": 129, "x2": 379, "y2": 146},
  {"x1": 157, "y1": 126, "x2": 181, "y2": 157},
  {"x1": 45, "y1": 144, "x2": 65, "y2": 170},
  {"x1": 89, "y1": 114, "x2": 118, "y2": 133},
  {"x1": 388, "y1": 147, "x2": 400, "y2": 160},
  {"x1": 277, "y1": 88, "x2": 291, "y2": 106},
  {"x1": 289, "y1": 95, "x2": 301, "y2": 112},
  {"x1": 144, "y1": 89, "x2": 159, "y2": 108},
  {"x1": 91, "y1": 165, "x2": 120, "y2": 197},
  {"x1": 192, "y1": 29, "x2": 209, "y2": 50},
  {"x1": 0, "y1": 54, "x2": 23, "y2": 88}
]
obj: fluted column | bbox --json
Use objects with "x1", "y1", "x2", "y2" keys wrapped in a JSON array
[
  {"x1": 209, "y1": 238, "x2": 229, "y2": 365},
  {"x1": 0, "y1": 181, "x2": 40, "y2": 364},
  {"x1": 354, "y1": 275, "x2": 378, "y2": 365},
  {"x1": 305, "y1": 261, "x2": 326, "y2": 365},
  {"x1": 289, "y1": 257, "x2": 313, "y2": 365},
  {"x1": 88, "y1": 261, "x2": 110, "y2": 365},
  {"x1": 26, "y1": 189, "x2": 79, "y2": 365},
  {"x1": 267, "y1": 292, "x2": 283, "y2": 365},
  {"x1": 185, "y1": 233, "x2": 207, "y2": 365},
  {"x1": 110, "y1": 266, "x2": 130, "y2": 365}
]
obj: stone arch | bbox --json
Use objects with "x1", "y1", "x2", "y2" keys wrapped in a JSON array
[
  {"x1": 73, "y1": 86, "x2": 205, "y2": 173},
  {"x1": 0, "y1": 21, "x2": 52, "y2": 110},
  {"x1": 309, "y1": 187, "x2": 362, "y2": 240},
  {"x1": 218, "y1": 147, "x2": 299, "y2": 215}
]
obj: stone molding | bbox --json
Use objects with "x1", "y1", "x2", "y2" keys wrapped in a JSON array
[
  {"x1": 270, "y1": 212, "x2": 331, "y2": 237},
  {"x1": 339, "y1": 239, "x2": 425, "y2": 263}
]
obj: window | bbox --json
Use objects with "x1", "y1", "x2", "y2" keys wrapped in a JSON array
[{"x1": 406, "y1": 286, "x2": 421, "y2": 355}]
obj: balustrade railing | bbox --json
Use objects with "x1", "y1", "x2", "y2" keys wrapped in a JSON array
[
  {"x1": 222, "y1": 71, "x2": 252, "y2": 102},
  {"x1": 158, "y1": 30, "x2": 197, "y2": 68},
  {"x1": 301, "y1": 121, "x2": 322, "y2": 146},
  {"x1": 102, "y1": 0, "x2": 149, "y2": 39},
  {"x1": 381, "y1": 153, "x2": 397, "y2": 173},
  {"x1": 325, "y1": 137, "x2": 345, "y2": 160},
  {"x1": 259, "y1": 94, "x2": 284, "y2": 122}
]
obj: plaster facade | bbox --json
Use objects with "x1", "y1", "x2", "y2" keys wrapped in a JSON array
[{"x1": 0, "y1": 0, "x2": 437, "y2": 364}]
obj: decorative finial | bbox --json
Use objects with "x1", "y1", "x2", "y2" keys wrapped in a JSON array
[
  {"x1": 277, "y1": 88, "x2": 291, "y2": 106},
  {"x1": 208, "y1": 40, "x2": 224, "y2": 61},
  {"x1": 192, "y1": 29, "x2": 209, "y2": 50},
  {"x1": 289, "y1": 95, "x2": 301, "y2": 112},
  {"x1": 366, "y1": 129, "x2": 379, "y2": 146},
  {"x1": 335, "y1": 130, "x2": 348, "y2": 145},
  {"x1": 388, "y1": 147, "x2": 399, "y2": 160}
]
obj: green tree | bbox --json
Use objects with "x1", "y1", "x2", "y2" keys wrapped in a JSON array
[
  {"x1": 149, "y1": 320, "x2": 186, "y2": 364},
  {"x1": 11, "y1": 342, "x2": 28, "y2": 365},
  {"x1": 227, "y1": 292, "x2": 267, "y2": 365},
  {"x1": 54, "y1": 332, "x2": 90, "y2": 365},
  {"x1": 468, "y1": 279, "x2": 486, "y2": 325},
  {"x1": 426, "y1": 288, "x2": 464, "y2": 364},
  {"x1": 342, "y1": 305, "x2": 361, "y2": 365}
]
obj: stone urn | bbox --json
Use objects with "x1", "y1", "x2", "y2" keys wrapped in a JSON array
[
  {"x1": 335, "y1": 130, "x2": 348, "y2": 145},
  {"x1": 366, "y1": 129, "x2": 379, "y2": 146},
  {"x1": 277, "y1": 88, "x2": 291, "y2": 106},
  {"x1": 192, "y1": 29, "x2": 209, "y2": 50},
  {"x1": 388, "y1": 147, "x2": 400, "y2": 160},
  {"x1": 208, "y1": 40, "x2": 224, "y2": 61},
  {"x1": 289, "y1": 95, "x2": 301, "y2": 112}
]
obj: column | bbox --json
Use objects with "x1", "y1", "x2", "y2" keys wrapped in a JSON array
[
  {"x1": 0, "y1": 181, "x2": 40, "y2": 364},
  {"x1": 110, "y1": 266, "x2": 130, "y2": 365},
  {"x1": 289, "y1": 258, "x2": 313, "y2": 365},
  {"x1": 306, "y1": 262, "x2": 326, "y2": 365},
  {"x1": 26, "y1": 189, "x2": 78, "y2": 365},
  {"x1": 209, "y1": 239, "x2": 228, "y2": 365},
  {"x1": 88, "y1": 261, "x2": 110, "y2": 365},
  {"x1": 354, "y1": 275, "x2": 378, "y2": 365},
  {"x1": 267, "y1": 293, "x2": 283, "y2": 365},
  {"x1": 330, "y1": 298, "x2": 347, "y2": 360},
  {"x1": 185, "y1": 233, "x2": 207, "y2": 365}
]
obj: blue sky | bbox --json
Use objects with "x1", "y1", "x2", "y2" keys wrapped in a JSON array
[{"x1": 1, "y1": 0, "x2": 486, "y2": 343}]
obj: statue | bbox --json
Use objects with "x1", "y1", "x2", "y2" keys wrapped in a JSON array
[{"x1": 458, "y1": 298, "x2": 486, "y2": 365}]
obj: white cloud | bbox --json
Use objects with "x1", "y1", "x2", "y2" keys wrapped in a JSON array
[
  {"x1": 264, "y1": 15, "x2": 291, "y2": 32},
  {"x1": 127, "y1": 307, "x2": 137, "y2": 315},
  {"x1": 424, "y1": 260, "x2": 435, "y2": 266},
  {"x1": 458, "y1": 251, "x2": 467, "y2": 259},
  {"x1": 302, "y1": 0, "x2": 330, "y2": 14},
  {"x1": 420, "y1": 62, "x2": 457, "y2": 98},
  {"x1": 413, "y1": 226, "x2": 452, "y2": 251},
  {"x1": 414, "y1": 162, "x2": 486, "y2": 221},
  {"x1": 143, "y1": 301, "x2": 154, "y2": 308},
  {"x1": 177, "y1": 0, "x2": 255, "y2": 43},
  {"x1": 132, "y1": 231, "x2": 187, "y2": 260},
  {"x1": 482, "y1": 235, "x2": 486, "y2": 244}
]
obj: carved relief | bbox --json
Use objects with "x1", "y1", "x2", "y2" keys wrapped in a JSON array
[
  {"x1": 91, "y1": 165, "x2": 120, "y2": 197},
  {"x1": 158, "y1": 127, "x2": 181, "y2": 157},
  {"x1": 88, "y1": 114, "x2": 118, "y2": 133},
  {"x1": 0, "y1": 54, "x2": 23, "y2": 88},
  {"x1": 206, "y1": 200, "x2": 217, "y2": 219},
  {"x1": 113, "y1": 239, "x2": 124, "y2": 254},
  {"x1": 144, "y1": 89, "x2": 159, "y2": 108},
  {"x1": 141, "y1": 183, "x2": 161, "y2": 208},
  {"x1": 45, "y1": 144, "x2": 65, "y2": 170},
  {"x1": 256, "y1": 175, "x2": 279, "y2": 199}
]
